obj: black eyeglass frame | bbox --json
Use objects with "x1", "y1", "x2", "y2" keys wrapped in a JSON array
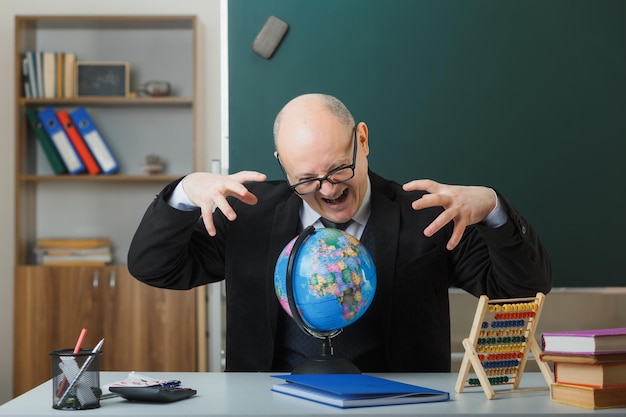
[{"x1": 276, "y1": 128, "x2": 358, "y2": 196}]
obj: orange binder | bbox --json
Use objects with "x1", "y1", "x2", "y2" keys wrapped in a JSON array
[{"x1": 57, "y1": 110, "x2": 100, "y2": 175}]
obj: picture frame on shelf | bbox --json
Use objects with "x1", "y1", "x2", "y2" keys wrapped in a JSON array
[{"x1": 76, "y1": 61, "x2": 129, "y2": 97}]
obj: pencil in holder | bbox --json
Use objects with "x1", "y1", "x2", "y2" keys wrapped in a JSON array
[{"x1": 49, "y1": 348, "x2": 102, "y2": 410}]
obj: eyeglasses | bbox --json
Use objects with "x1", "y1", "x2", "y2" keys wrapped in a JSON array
[{"x1": 276, "y1": 128, "x2": 357, "y2": 196}]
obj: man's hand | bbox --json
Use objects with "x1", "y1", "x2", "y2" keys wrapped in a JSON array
[
  {"x1": 182, "y1": 171, "x2": 267, "y2": 236},
  {"x1": 402, "y1": 179, "x2": 496, "y2": 250}
]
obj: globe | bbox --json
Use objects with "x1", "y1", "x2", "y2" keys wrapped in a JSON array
[{"x1": 274, "y1": 227, "x2": 377, "y2": 335}]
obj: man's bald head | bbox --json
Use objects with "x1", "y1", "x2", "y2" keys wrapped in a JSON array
[{"x1": 273, "y1": 93, "x2": 355, "y2": 149}]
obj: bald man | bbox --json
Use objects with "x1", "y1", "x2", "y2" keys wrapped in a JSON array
[{"x1": 128, "y1": 93, "x2": 552, "y2": 373}]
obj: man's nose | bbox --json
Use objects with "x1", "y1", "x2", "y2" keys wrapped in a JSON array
[{"x1": 318, "y1": 178, "x2": 337, "y2": 195}]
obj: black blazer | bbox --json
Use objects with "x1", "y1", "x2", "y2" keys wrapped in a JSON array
[{"x1": 128, "y1": 171, "x2": 552, "y2": 372}]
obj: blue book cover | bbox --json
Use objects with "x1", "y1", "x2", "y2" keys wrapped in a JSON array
[
  {"x1": 69, "y1": 107, "x2": 119, "y2": 175},
  {"x1": 38, "y1": 107, "x2": 85, "y2": 175},
  {"x1": 271, "y1": 374, "x2": 449, "y2": 408}
]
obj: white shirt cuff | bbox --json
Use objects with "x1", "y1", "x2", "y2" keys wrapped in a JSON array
[
  {"x1": 482, "y1": 189, "x2": 507, "y2": 228},
  {"x1": 168, "y1": 180, "x2": 199, "y2": 211}
]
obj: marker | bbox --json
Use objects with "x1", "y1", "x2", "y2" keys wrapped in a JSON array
[{"x1": 56, "y1": 328, "x2": 88, "y2": 397}]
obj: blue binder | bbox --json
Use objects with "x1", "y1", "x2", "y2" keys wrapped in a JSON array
[
  {"x1": 37, "y1": 107, "x2": 85, "y2": 175},
  {"x1": 69, "y1": 107, "x2": 119, "y2": 175}
]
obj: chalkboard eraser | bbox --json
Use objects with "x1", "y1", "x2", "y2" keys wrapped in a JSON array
[{"x1": 252, "y1": 16, "x2": 288, "y2": 59}]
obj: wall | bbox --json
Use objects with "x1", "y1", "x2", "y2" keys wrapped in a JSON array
[{"x1": 0, "y1": 0, "x2": 224, "y2": 403}]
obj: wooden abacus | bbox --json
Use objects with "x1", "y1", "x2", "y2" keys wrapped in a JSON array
[{"x1": 455, "y1": 292, "x2": 554, "y2": 399}]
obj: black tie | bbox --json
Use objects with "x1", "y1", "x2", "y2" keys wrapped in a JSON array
[{"x1": 320, "y1": 218, "x2": 353, "y2": 231}]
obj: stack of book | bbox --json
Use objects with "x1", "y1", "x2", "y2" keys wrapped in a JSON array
[
  {"x1": 541, "y1": 327, "x2": 626, "y2": 409},
  {"x1": 34, "y1": 238, "x2": 113, "y2": 266}
]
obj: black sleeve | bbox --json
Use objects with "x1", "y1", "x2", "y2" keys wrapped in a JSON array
[
  {"x1": 450, "y1": 192, "x2": 553, "y2": 298},
  {"x1": 127, "y1": 178, "x2": 227, "y2": 290}
]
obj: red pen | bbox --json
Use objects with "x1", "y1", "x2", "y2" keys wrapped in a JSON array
[{"x1": 56, "y1": 328, "x2": 87, "y2": 397}]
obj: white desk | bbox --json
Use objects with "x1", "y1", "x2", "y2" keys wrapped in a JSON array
[{"x1": 0, "y1": 372, "x2": 624, "y2": 416}]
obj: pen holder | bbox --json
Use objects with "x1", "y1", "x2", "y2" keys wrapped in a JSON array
[{"x1": 49, "y1": 348, "x2": 102, "y2": 410}]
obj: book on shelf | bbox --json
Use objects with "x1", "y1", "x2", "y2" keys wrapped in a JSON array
[
  {"x1": 56, "y1": 109, "x2": 101, "y2": 175},
  {"x1": 38, "y1": 107, "x2": 85, "y2": 175},
  {"x1": 550, "y1": 383, "x2": 626, "y2": 409},
  {"x1": 35, "y1": 238, "x2": 112, "y2": 265},
  {"x1": 42, "y1": 51, "x2": 57, "y2": 99},
  {"x1": 63, "y1": 53, "x2": 76, "y2": 98},
  {"x1": 35, "y1": 51, "x2": 44, "y2": 98},
  {"x1": 36, "y1": 237, "x2": 111, "y2": 249},
  {"x1": 56, "y1": 52, "x2": 64, "y2": 99},
  {"x1": 541, "y1": 328, "x2": 626, "y2": 354},
  {"x1": 554, "y1": 361, "x2": 626, "y2": 388},
  {"x1": 40, "y1": 246, "x2": 112, "y2": 257},
  {"x1": 21, "y1": 54, "x2": 32, "y2": 98},
  {"x1": 24, "y1": 51, "x2": 39, "y2": 98},
  {"x1": 41, "y1": 254, "x2": 112, "y2": 266},
  {"x1": 271, "y1": 374, "x2": 450, "y2": 409},
  {"x1": 25, "y1": 108, "x2": 67, "y2": 174}
]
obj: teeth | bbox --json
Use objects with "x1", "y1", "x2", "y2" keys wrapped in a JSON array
[{"x1": 322, "y1": 188, "x2": 347, "y2": 204}]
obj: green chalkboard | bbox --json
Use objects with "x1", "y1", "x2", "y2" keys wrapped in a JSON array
[{"x1": 229, "y1": 0, "x2": 626, "y2": 287}]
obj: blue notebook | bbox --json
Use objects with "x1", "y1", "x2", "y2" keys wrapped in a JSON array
[{"x1": 271, "y1": 374, "x2": 449, "y2": 408}]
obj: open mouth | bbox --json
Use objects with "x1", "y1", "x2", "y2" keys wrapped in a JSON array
[{"x1": 322, "y1": 188, "x2": 349, "y2": 206}]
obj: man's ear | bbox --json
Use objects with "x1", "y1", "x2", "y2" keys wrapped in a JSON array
[{"x1": 356, "y1": 122, "x2": 370, "y2": 156}]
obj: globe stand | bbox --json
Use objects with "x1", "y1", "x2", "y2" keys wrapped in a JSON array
[
  {"x1": 292, "y1": 335, "x2": 361, "y2": 374},
  {"x1": 287, "y1": 226, "x2": 361, "y2": 375}
]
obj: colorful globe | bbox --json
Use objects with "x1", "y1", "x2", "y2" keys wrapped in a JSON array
[{"x1": 274, "y1": 227, "x2": 377, "y2": 333}]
